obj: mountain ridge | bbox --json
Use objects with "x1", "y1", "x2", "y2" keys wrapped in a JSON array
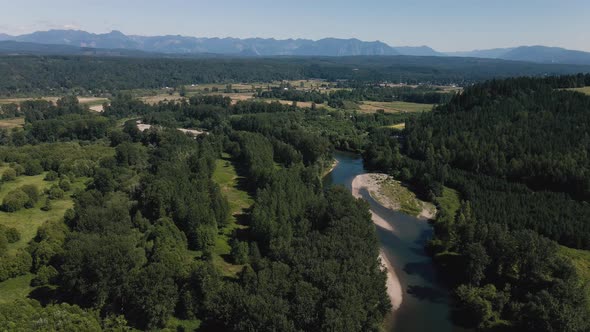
[{"x1": 2, "y1": 29, "x2": 590, "y2": 64}]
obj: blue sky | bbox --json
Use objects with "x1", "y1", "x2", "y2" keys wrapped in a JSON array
[{"x1": 1, "y1": 0, "x2": 589, "y2": 51}]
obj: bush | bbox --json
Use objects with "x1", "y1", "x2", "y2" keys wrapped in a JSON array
[
  {"x1": 20, "y1": 184, "x2": 40, "y2": 208},
  {"x1": 59, "y1": 179, "x2": 71, "y2": 191},
  {"x1": 12, "y1": 164, "x2": 25, "y2": 176},
  {"x1": 2, "y1": 189, "x2": 29, "y2": 212},
  {"x1": 47, "y1": 186, "x2": 65, "y2": 200},
  {"x1": 31, "y1": 265, "x2": 58, "y2": 286},
  {"x1": 44, "y1": 170, "x2": 58, "y2": 181},
  {"x1": 2, "y1": 168, "x2": 16, "y2": 182},
  {"x1": 24, "y1": 160, "x2": 43, "y2": 176},
  {"x1": 0, "y1": 233, "x2": 7, "y2": 254},
  {"x1": 40, "y1": 197, "x2": 52, "y2": 211},
  {"x1": 0, "y1": 250, "x2": 32, "y2": 281},
  {"x1": 230, "y1": 239, "x2": 249, "y2": 265},
  {"x1": 4, "y1": 228, "x2": 20, "y2": 243}
]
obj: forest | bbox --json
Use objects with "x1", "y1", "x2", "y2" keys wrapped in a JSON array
[
  {"x1": 0, "y1": 93, "x2": 398, "y2": 331},
  {"x1": 256, "y1": 85, "x2": 453, "y2": 108},
  {"x1": 363, "y1": 75, "x2": 590, "y2": 331},
  {"x1": 0, "y1": 55, "x2": 589, "y2": 332},
  {"x1": 1, "y1": 55, "x2": 590, "y2": 96}
]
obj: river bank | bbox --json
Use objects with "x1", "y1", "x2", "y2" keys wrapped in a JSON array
[
  {"x1": 326, "y1": 152, "x2": 458, "y2": 332},
  {"x1": 351, "y1": 173, "x2": 433, "y2": 312}
]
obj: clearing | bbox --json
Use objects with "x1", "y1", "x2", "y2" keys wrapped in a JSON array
[
  {"x1": 436, "y1": 187, "x2": 461, "y2": 218},
  {"x1": 559, "y1": 246, "x2": 590, "y2": 303},
  {"x1": 0, "y1": 169, "x2": 85, "y2": 254},
  {"x1": 211, "y1": 154, "x2": 254, "y2": 277},
  {"x1": 359, "y1": 101, "x2": 434, "y2": 113},
  {"x1": 569, "y1": 87, "x2": 590, "y2": 95},
  {"x1": 0, "y1": 118, "x2": 25, "y2": 129}
]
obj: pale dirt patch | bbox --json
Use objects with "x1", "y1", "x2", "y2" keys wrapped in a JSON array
[
  {"x1": 89, "y1": 105, "x2": 104, "y2": 112},
  {"x1": 0, "y1": 118, "x2": 25, "y2": 129},
  {"x1": 136, "y1": 120, "x2": 205, "y2": 137},
  {"x1": 140, "y1": 94, "x2": 186, "y2": 105},
  {"x1": 352, "y1": 174, "x2": 402, "y2": 310}
]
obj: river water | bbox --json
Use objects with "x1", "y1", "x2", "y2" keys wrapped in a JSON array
[{"x1": 324, "y1": 151, "x2": 463, "y2": 332}]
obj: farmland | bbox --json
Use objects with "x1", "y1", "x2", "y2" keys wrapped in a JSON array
[{"x1": 359, "y1": 101, "x2": 435, "y2": 113}]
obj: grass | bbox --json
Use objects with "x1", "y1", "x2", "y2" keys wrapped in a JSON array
[
  {"x1": 359, "y1": 101, "x2": 434, "y2": 113},
  {"x1": 376, "y1": 177, "x2": 424, "y2": 216},
  {"x1": 0, "y1": 117, "x2": 24, "y2": 129},
  {"x1": 211, "y1": 154, "x2": 254, "y2": 277},
  {"x1": 436, "y1": 187, "x2": 461, "y2": 218},
  {"x1": 0, "y1": 171, "x2": 86, "y2": 254},
  {"x1": 559, "y1": 246, "x2": 590, "y2": 302},
  {"x1": 569, "y1": 87, "x2": 590, "y2": 95},
  {"x1": 166, "y1": 317, "x2": 202, "y2": 331},
  {"x1": 0, "y1": 171, "x2": 86, "y2": 302},
  {"x1": 0, "y1": 274, "x2": 34, "y2": 304},
  {"x1": 386, "y1": 122, "x2": 406, "y2": 130}
]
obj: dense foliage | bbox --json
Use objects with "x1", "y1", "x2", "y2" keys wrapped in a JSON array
[
  {"x1": 363, "y1": 76, "x2": 590, "y2": 331},
  {"x1": 1, "y1": 55, "x2": 589, "y2": 96},
  {"x1": 0, "y1": 92, "x2": 393, "y2": 331}
]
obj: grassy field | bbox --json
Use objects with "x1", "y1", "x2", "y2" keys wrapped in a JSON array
[
  {"x1": 0, "y1": 170, "x2": 85, "y2": 303},
  {"x1": 386, "y1": 123, "x2": 406, "y2": 130},
  {"x1": 436, "y1": 187, "x2": 461, "y2": 218},
  {"x1": 211, "y1": 154, "x2": 254, "y2": 277},
  {"x1": 0, "y1": 169, "x2": 86, "y2": 254},
  {"x1": 0, "y1": 274, "x2": 35, "y2": 304},
  {"x1": 0, "y1": 117, "x2": 25, "y2": 129},
  {"x1": 569, "y1": 87, "x2": 590, "y2": 95},
  {"x1": 559, "y1": 246, "x2": 590, "y2": 302},
  {"x1": 359, "y1": 101, "x2": 434, "y2": 113}
]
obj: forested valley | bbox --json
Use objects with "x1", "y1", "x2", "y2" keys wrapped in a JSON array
[
  {"x1": 0, "y1": 92, "x2": 403, "y2": 331},
  {"x1": 0, "y1": 51, "x2": 589, "y2": 332}
]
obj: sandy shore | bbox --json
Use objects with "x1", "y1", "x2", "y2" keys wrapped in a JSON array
[{"x1": 352, "y1": 173, "x2": 403, "y2": 311}]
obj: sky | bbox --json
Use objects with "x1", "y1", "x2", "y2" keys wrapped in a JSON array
[{"x1": 1, "y1": 0, "x2": 589, "y2": 52}]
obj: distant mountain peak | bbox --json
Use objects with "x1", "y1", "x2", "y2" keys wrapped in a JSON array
[{"x1": 3, "y1": 29, "x2": 590, "y2": 65}]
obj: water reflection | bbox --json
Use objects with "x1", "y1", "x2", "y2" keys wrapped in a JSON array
[{"x1": 325, "y1": 151, "x2": 467, "y2": 332}]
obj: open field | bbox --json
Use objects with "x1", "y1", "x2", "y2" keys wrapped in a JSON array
[
  {"x1": 559, "y1": 246, "x2": 590, "y2": 302},
  {"x1": 0, "y1": 274, "x2": 35, "y2": 304},
  {"x1": 0, "y1": 117, "x2": 25, "y2": 129},
  {"x1": 569, "y1": 87, "x2": 590, "y2": 95},
  {"x1": 211, "y1": 154, "x2": 254, "y2": 277},
  {"x1": 139, "y1": 93, "x2": 186, "y2": 105},
  {"x1": 0, "y1": 96, "x2": 108, "y2": 106},
  {"x1": 386, "y1": 123, "x2": 406, "y2": 130},
  {"x1": 0, "y1": 168, "x2": 85, "y2": 254},
  {"x1": 359, "y1": 101, "x2": 434, "y2": 113},
  {"x1": 436, "y1": 187, "x2": 461, "y2": 218}
]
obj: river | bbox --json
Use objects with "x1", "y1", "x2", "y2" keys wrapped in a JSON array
[{"x1": 324, "y1": 151, "x2": 463, "y2": 332}]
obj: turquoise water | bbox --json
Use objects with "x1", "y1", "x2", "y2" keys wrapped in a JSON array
[{"x1": 325, "y1": 151, "x2": 464, "y2": 332}]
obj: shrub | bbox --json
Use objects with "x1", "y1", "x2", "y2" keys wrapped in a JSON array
[
  {"x1": 4, "y1": 228, "x2": 20, "y2": 243},
  {"x1": 2, "y1": 168, "x2": 16, "y2": 182},
  {"x1": 40, "y1": 197, "x2": 52, "y2": 211},
  {"x1": 47, "y1": 186, "x2": 65, "y2": 200},
  {"x1": 2, "y1": 189, "x2": 29, "y2": 212},
  {"x1": 31, "y1": 265, "x2": 59, "y2": 287},
  {"x1": 59, "y1": 179, "x2": 71, "y2": 191},
  {"x1": 44, "y1": 170, "x2": 58, "y2": 181},
  {"x1": 24, "y1": 160, "x2": 43, "y2": 176},
  {"x1": 12, "y1": 164, "x2": 25, "y2": 176},
  {"x1": 20, "y1": 184, "x2": 40, "y2": 208},
  {"x1": 0, "y1": 250, "x2": 32, "y2": 281},
  {"x1": 230, "y1": 239, "x2": 249, "y2": 265}
]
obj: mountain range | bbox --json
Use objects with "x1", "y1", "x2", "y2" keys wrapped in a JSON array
[{"x1": 1, "y1": 30, "x2": 590, "y2": 65}]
